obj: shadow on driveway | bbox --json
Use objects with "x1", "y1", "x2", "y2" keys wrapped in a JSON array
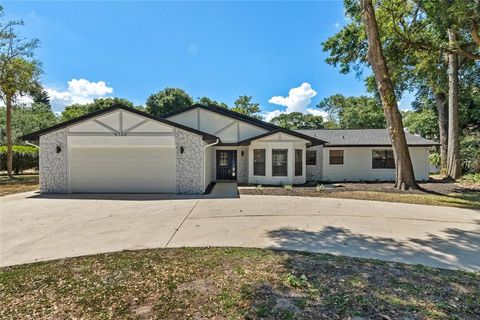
[{"x1": 267, "y1": 223, "x2": 480, "y2": 271}]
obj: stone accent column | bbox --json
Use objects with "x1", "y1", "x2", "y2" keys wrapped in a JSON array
[
  {"x1": 174, "y1": 128, "x2": 205, "y2": 194},
  {"x1": 237, "y1": 146, "x2": 249, "y2": 183},
  {"x1": 39, "y1": 129, "x2": 67, "y2": 193}
]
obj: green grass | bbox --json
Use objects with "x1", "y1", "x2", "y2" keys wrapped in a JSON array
[
  {"x1": 1, "y1": 248, "x2": 478, "y2": 319},
  {"x1": 459, "y1": 173, "x2": 480, "y2": 185}
]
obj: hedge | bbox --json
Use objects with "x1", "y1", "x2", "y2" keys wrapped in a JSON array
[{"x1": 0, "y1": 145, "x2": 39, "y2": 174}]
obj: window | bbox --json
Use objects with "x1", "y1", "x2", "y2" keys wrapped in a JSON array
[
  {"x1": 372, "y1": 150, "x2": 395, "y2": 169},
  {"x1": 295, "y1": 149, "x2": 302, "y2": 176},
  {"x1": 272, "y1": 149, "x2": 288, "y2": 176},
  {"x1": 253, "y1": 149, "x2": 266, "y2": 176},
  {"x1": 329, "y1": 150, "x2": 344, "y2": 165},
  {"x1": 306, "y1": 150, "x2": 317, "y2": 165}
]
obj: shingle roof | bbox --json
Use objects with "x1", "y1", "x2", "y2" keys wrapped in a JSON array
[{"x1": 295, "y1": 129, "x2": 439, "y2": 147}]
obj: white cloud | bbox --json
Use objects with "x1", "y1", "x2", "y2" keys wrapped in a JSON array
[
  {"x1": 334, "y1": 22, "x2": 341, "y2": 29},
  {"x1": 46, "y1": 79, "x2": 113, "y2": 110},
  {"x1": 305, "y1": 108, "x2": 328, "y2": 118},
  {"x1": 265, "y1": 82, "x2": 324, "y2": 122},
  {"x1": 269, "y1": 82, "x2": 317, "y2": 113}
]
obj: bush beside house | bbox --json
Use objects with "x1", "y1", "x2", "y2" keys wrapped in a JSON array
[{"x1": 0, "y1": 146, "x2": 39, "y2": 174}]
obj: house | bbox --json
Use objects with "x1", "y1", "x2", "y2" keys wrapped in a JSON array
[{"x1": 22, "y1": 104, "x2": 438, "y2": 194}]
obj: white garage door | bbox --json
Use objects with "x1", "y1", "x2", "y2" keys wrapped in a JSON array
[{"x1": 69, "y1": 147, "x2": 176, "y2": 193}]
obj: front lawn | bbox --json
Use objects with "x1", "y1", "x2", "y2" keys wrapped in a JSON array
[
  {"x1": 1, "y1": 248, "x2": 478, "y2": 319},
  {"x1": 0, "y1": 174, "x2": 39, "y2": 196},
  {"x1": 240, "y1": 179, "x2": 480, "y2": 210}
]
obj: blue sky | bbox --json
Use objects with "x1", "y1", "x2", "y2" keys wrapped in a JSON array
[{"x1": 4, "y1": 1, "x2": 413, "y2": 118}]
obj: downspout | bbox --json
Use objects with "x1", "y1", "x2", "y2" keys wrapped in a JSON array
[{"x1": 203, "y1": 138, "x2": 219, "y2": 191}]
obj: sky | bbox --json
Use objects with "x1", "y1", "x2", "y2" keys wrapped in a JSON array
[{"x1": 4, "y1": 1, "x2": 414, "y2": 120}]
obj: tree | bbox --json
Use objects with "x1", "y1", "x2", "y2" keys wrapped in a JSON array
[
  {"x1": 0, "y1": 5, "x2": 40, "y2": 176},
  {"x1": 231, "y1": 95, "x2": 262, "y2": 119},
  {"x1": 60, "y1": 97, "x2": 134, "y2": 122},
  {"x1": 361, "y1": 0, "x2": 418, "y2": 189},
  {"x1": 270, "y1": 112, "x2": 324, "y2": 129},
  {"x1": 403, "y1": 109, "x2": 438, "y2": 140},
  {"x1": 0, "y1": 102, "x2": 57, "y2": 145},
  {"x1": 196, "y1": 96, "x2": 228, "y2": 109},
  {"x1": 317, "y1": 94, "x2": 386, "y2": 129},
  {"x1": 145, "y1": 87, "x2": 193, "y2": 116},
  {"x1": 0, "y1": 58, "x2": 40, "y2": 176}
]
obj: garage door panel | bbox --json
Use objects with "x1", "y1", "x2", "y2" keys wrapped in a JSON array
[{"x1": 69, "y1": 147, "x2": 176, "y2": 193}]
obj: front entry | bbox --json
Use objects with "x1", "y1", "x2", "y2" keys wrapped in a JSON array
[{"x1": 216, "y1": 150, "x2": 237, "y2": 180}]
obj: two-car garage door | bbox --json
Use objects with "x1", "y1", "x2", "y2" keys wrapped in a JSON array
[{"x1": 69, "y1": 147, "x2": 176, "y2": 193}]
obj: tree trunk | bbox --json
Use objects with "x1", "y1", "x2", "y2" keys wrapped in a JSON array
[
  {"x1": 446, "y1": 29, "x2": 461, "y2": 179},
  {"x1": 434, "y1": 92, "x2": 448, "y2": 171},
  {"x1": 361, "y1": 0, "x2": 418, "y2": 190},
  {"x1": 6, "y1": 95, "x2": 13, "y2": 177}
]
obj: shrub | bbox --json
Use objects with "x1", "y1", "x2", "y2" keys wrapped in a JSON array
[
  {"x1": 0, "y1": 145, "x2": 39, "y2": 174},
  {"x1": 255, "y1": 184, "x2": 263, "y2": 190},
  {"x1": 283, "y1": 184, "x2": 293, "y2": 191},
  {"x1": 315, "y1": 183, "x2": 325, "y2": 192},
  {"x1": 285, "y1": 273, "x2": 309, "y2": 288},
  {"x1": 460, "y1": 133, "x2": 480, "y2": 173}
]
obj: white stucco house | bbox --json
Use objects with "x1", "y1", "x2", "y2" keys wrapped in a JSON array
[{"x1": 22, "y1": 104, "x2": 438, "y2": 194}]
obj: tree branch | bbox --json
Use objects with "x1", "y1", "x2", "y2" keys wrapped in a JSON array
[{"x1": 471, "y1": 21, "x2": 480, "y2": 46}]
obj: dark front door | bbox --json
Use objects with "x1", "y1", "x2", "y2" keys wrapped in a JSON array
[{"x1": 216, "y1": 150, "x2": 237, "y2": 180}]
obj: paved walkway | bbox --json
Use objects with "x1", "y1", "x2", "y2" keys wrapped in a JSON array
[{"x1": 1, "y1": 191, "x2": 479, "y2": 270}]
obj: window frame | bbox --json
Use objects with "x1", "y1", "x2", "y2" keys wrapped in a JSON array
[
  {"x1": 253, "y1": 149, "x2": 266, "y2": 176},
  {"x1": 306, "y1": 150, "x2": 317, "y2": 165},
  {"x1": 295, "y1": 149, "x2": 303, "y2": 176},
  {"x1": 372, "y1": 149, "x2": 395, "y2": 169},
  {"x1": 272, "y1": 149, "x2": 288, "y2": 177},
  {"x1": 329, "y1": 149, "x2": 344, "y2": 165}
]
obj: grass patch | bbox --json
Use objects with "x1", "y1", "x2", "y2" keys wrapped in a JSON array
[
  {"x1": 240, "y1": 185, "x2": 480, "y2": 209},
  {"x1": 1, "y1": 248, "x2": 479, "y2": 319},
  {"x1": 0, "y1": 174, "x2": 38, "y2": 196}
]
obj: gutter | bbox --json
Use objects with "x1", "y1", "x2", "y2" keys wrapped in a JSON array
[
  {"x1": 25, "y1": 141, "x2": 40, "y2": 148},
  {"x1": 203, "y1": 139, "x2": 220, "y2": 191}
]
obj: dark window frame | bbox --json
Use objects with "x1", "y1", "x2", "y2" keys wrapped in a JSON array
[
  {"x1": 295, "y1": 149, "x2": 303, "y2": 176},
  {"x1": 329, "y1": 149, "x2": 344, "y2": 165},
  {"x1": 306, "y1": 150, "x2": 317, "y2": 165},
  {"x1": 372, "y1": 149, "x2": 395, "y2": 169},
  {"x1": 253, "y1": 149, "x2": 266, "y2": 176},
  {"x1": 272, "y1": 149, "x2": 288, "y2": 177}
]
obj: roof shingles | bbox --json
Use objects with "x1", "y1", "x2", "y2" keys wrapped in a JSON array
[{"x1": 296, "y1": 129, "x2": 438, "y2": 147}]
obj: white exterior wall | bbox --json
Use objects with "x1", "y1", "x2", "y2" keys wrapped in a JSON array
[
  {"x1": 248, "y1": 137, "x2": 307, "y2": 185},
  {"x1": 305, "y1": 145, "x2": 324, "y2": 182},
  {"x1": 322, "y1": 146, "x2": 430, "y2": 182},
  {"x1": 204, "y1": 145, "x2": 215, "y2": 189}
]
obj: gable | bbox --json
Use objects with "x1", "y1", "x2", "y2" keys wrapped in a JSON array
[
  {"x1": 68, "y1": 109, "x2": 174, "y2": 136},
  {"x1": 167, "y1": 108, "x2": 269, "y2": 143}
]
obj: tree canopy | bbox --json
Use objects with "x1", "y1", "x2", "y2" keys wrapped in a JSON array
[
  {"x1": 231, "y1": 95, "x2": 262, "y2": 119},
  {"x1": 196, "y1": 96, "x2": 228, "y2": 109},
  {"x1": 317, "y1": 94, "x2": 386, "y2": 129},
  {"x1": 60, "y1": 97, "x2": 135, "y2": 122},
  {"x1": 269, "y1": 112, "x2": 324, "y2": 130},
  {"x1": 145, "y1": 87, "x2": 193, "y2": 116}
]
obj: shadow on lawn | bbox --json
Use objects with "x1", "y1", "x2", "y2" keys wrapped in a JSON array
[
  {"x1": 266, "y1": 224, "x2": 480, "y2": 271},
  {"x1": 243, "y1": 225, "x2": 480, "y2": 319}
]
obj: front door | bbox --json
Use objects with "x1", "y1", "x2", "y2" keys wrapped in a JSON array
[{"x1": 216, "y1": 150, "x2": 237, "y2": 180}]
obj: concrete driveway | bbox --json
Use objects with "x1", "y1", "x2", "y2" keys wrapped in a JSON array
[{"x1": 1, "y1": 191, "x2": 479, "y2": 271}]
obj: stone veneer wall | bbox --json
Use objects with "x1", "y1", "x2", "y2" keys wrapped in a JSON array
[
  {"x1": 174, "y1": 128, "x2": 205, "y2": 194},
  {"x1": 237, "y1": 146, "x2": 249, "y2": 183},
  {"x1": 306, "y1": 145, "x2": 323, "y2": 182},
  {"x1": 39, "y1": 129, "x2": 68, "y2": 193}
]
